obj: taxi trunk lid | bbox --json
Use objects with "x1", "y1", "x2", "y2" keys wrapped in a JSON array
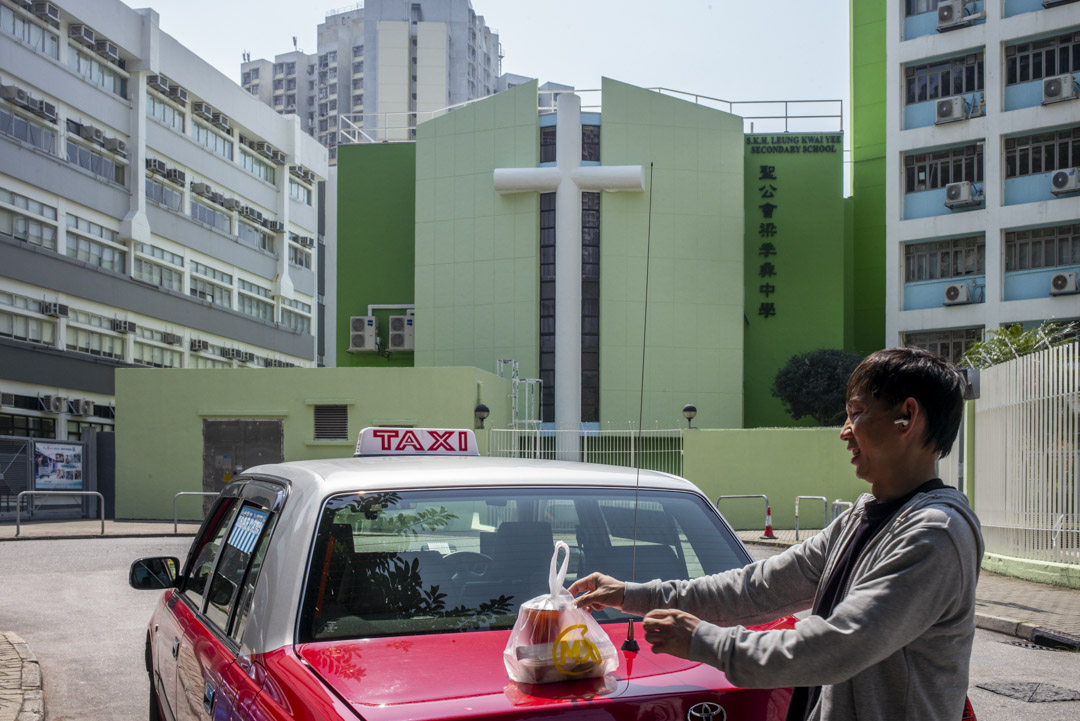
[{"x1": 297, "y1": 620, "x2": 792, "y2": 720}]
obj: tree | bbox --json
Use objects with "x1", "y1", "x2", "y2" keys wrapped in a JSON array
[
  {"x1": 960, "y1": 321, "x2": 1079, "y2": 370},
  {"x1": 772, "y1": 349, "x2": 863, "y2": 426}
]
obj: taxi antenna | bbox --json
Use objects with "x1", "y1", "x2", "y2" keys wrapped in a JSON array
[{"x1": 622, "y1": 161, "x2": 654, "y2": 654}]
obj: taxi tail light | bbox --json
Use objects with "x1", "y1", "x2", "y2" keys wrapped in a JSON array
[{"x1": 961, "y1": 696, "x2": 977, "y2": 721}]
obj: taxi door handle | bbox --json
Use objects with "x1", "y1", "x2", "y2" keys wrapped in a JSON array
[
  {"x1": 203, "y1": 682, "x2": 215, "y2": 715},
  {"x1": 171, "y1": 638, "x2": 180, "y2": 659}
]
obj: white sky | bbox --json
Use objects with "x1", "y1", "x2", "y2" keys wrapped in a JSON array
[{"x1": 120, "y1": 0, "x2": 851, "y2": 128}]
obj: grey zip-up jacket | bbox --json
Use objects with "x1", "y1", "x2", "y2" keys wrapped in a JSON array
[{"x1": 622, "y1": 487, "x2": 983, "y2": 721}]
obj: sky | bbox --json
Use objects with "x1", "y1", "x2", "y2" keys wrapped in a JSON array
[{"x1": 119, "y1": 0, "x2": 851, "y2": 136}]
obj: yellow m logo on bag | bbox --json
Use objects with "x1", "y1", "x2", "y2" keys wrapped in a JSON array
[{"x1": 553, "y1": 624, "x2": 603, "y2": 675}]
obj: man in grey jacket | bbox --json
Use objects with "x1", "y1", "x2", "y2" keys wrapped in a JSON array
[{"x1": 570, "y1": 347, "x2": 984, "y2": 721}]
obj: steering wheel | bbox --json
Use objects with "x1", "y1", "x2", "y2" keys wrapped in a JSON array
[{"x1": 443, "y1": 551, "x2": 494, "y2": 580}]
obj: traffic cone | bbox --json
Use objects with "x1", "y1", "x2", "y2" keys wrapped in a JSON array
[{"x1": 761, "y1": 506, "x2": 777, "y2": 539}]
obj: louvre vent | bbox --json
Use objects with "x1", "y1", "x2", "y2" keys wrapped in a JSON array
[{"x1": 314, "y1": 404, "x2": 349, "y2": 440}]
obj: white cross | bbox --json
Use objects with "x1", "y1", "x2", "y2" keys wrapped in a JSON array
[{"x1": 493, "y1": 93, "x2": 644, "y2": 444}]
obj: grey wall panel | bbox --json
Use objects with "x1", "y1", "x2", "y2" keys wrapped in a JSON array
[
  {"x1": 289, "y1": 265, "x2": 315, "y2": 296},
  {"x1": 145, "y1": 204, "x2": 277, "y2": 281},
  {"x1": 0, "y1": 140, "x2": 129, "y2": 220},
  {"x1": 145, "y1": 122, "x2": 277, "y2": 211},
  {"x1": 289, "y1": 198, "x2": 317, "y2": 231},
  {"x1": 0, "y1": 239, "x2": 314, "y2": 359},
  {"x1": 0, "y1": 339, "x2": 124, "y2": 395}
]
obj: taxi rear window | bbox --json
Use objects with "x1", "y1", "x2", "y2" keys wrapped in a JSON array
[{"x1": 298, "y1": 487, "x2": 749, "y2": 642}]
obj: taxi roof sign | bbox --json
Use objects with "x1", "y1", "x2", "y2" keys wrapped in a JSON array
[{"x1": 355, "y1": 427, "x2": 479, "y2": 457}]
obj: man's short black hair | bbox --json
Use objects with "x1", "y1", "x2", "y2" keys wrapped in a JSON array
[{"x1": 846, "y1": 347, "x2": 966, "y2": 458}]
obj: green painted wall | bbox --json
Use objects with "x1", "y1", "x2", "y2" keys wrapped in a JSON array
[
  {"x1": 336, "y1": 142, "x2": 417, "y2": 367},
  {"x1": 743, "y1": 134, "x2": 847, "y2": 428},
  {"x1": 114, "y1": 366, "x2": 510, "y2": 520},
  {"x1": 683, "y1": 427, "x2": 865, "y2": 530},
  {"x1": 851, "y1": 0, "x2": 887, "y2": 354},
  {"x1": 599, "y1": 79, "x2": 746, "y2": 429},
  {"x1": 413, "y1": 81, "x2": 541, "y2": 377}
]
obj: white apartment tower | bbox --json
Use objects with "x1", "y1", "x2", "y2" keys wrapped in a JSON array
[
  {"x1": 889, "y1": 1, "x2": 1080, "y2": 362},
  {"x1": 242, "y1": 0, "x2": 504, "y2": 159},
  {"x1": 0, "y1": 0, "x2": 329, "y2": 442}
]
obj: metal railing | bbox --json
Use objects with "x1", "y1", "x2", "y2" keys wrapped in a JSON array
[
  {"x1": 716, "y1": 494, "x2": 769, "y2": 531},
  {"x1": 173, "y1": 492, "x2": 218, "y2": 534},
  {"x1": 16, "y1": 491, "x2": 103, "y2": 537},
  {"x1": 489, "y1": 428, "x2": 683, "y2": 476},
  {"x1": 795, "y1": 495, "x2": 829, "y2": 541},
  {"x1": 831, "y1": 499, "x2": 854, "y2": 520}
]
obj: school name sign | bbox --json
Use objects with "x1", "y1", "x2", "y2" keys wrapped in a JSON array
[{"x1": 746, "y1": 134, "x2": 841, "y2": 154}]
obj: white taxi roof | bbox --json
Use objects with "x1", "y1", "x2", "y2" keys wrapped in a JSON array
[{"x1": 235, "y1": 454, "x2": 706, "y2": 655}]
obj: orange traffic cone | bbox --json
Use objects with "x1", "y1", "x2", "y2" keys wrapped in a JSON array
[{"x1": 761, "y1": 506, "x2": 777, "y2": 540}]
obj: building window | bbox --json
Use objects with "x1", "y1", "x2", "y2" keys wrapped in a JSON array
[
  {"x1": 540, "y1": 126, "x2": 556, "y2": 163},
  {"x1": 582, "y1": 125, "x2": 600, "y2": 162},
  {"x1": 281, "y1": 308, "x2": 311, "y2": 334},
  {"x1": 289, "y1": 180, "x2": 312, "y2": 205},
  {"x1": 905, "y1": 236, "x2": 985, "y2": 282},
  {"x1": 314, "y1": 405, "x2": 348, "y2": 440},
  {"x1": 353, "y1": 94, "x2": 363, "y2": 108},
  {"x1": 248, "y1": 84, "x2": 259, "y2": 95},
  {"x1": 274, "y1": 95, "x2": 284, "y2": 107},
  {"x1": 240, "y1": 150, "x2": 275, "y2": 184},
  {"x1": 145, "y1": 176, "x2": 183, "y2": 212},
  {"x1": 0, "y1": 107, "x2": 57, "y2": 154},
  {"x1": 904, "y1": 144, "x2": 983, "y2": 193},
  {"x1": 66, "y1": 231, "x2": 126, "y2": 273},
  {"x1": 68, "y1": 48, "x2": 127, "y2": 98},
  {"x1": 190, "y1": 276, "x2": 231, "y2": 306},
  {"x1": 237, "y1": 293, "x2": 273, "y2": 322},
  {"x1": 192, "y1": 123, "x2": 233, "y2": 161},
  {"x1": 191, "y1": 199, "x2": 231, "y2": 234},
  {"x1": 133, "y1": 341, "x2": 183, "y2": 368},
  {"x1": 581, "y1": 192, "x2": 600, "y2": 424},
  {"x1": 1006, "y1": 34, "x2": 1080, "y2": 86},
  {"x1": 134, "y1": 257, "x2": 183, "y2": 291},
  {"x1": 1004, "y1": 128, "x2": 1079, "y2": 178},
  {"x1": 65, "y1": 138, "x2": 126, "y2": 185},
  {"x1": 353, "y1": 61, "x2": 363, "y2": 74},
  {"x1": 1006, "y1": 224, "x2": 1080, "y2": 271},
  {"x1": 904, "y1": 0, "x2": 939, "y2": 15},
  {"x1": 353, "y1": 44, "x2": 363, "y2": 57},
  {"x1": 236, "y1": 222, "x2": 274, "y2": 253},
  {"x1": 242, "y1": 71, "x2": 251, "y2": 85},
  {"x1": 288, "y1": 244, "x2": 312, "y2": 269},
  {"x1": 273, "y1": 79, "x2": 284, "y2": 91},
  {"x1": 905, "y1": 53, "x2": 982, "y2": 105},
  {"x1": 539, "y1": 192, "x2": 556, "y2": 423},
  {"x1": 66, "y1": 326, "x2": 123, "y2": 359},
  {"x1": 904, "y1": 328, "x2": 982, "y2": 365},
  {"x1": 0, "y1": 205, "x2": 57, "y2": 251},
  {"x1": 286, "y1": 62, "x2": 296, "y2": 75},
  {"x1": 274, "y1": 63, "x2": 284, "y2": 74},
  {"x1": 250, "y1": 68, "x2": 260, "y2": 79},
  {"x1": 327, "y1": 50, "x2": 337, "y2": 63},
  {"x1": 0, "y1": 414, "x2": 56, "y2": 439},
  {"x1": 0, "y1": 5, "x2": 60, "y2": 59},
  {"x1": 0, "y1": 308, "x2": 55, "y2": 346}
]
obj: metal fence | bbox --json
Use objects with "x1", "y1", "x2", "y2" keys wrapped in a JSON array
[
  {"x1": 974, "y1": 342, "x2": 1080, "y2": 565},
  {"x1": 488, "y1": 428, "x2": 683, "y2": 477}
]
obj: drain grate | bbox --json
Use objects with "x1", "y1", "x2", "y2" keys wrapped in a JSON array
[
  {"x1": 1002, "y1": 641, "x2": 1067, "y2": 652},
  {"x1": 977, "y1": 681, "x2": 1080, "y2": 703}
]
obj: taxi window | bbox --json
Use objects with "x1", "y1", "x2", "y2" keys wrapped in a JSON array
[
  {"x1": 298, "y1": 487, "x2": 749, "y2": 643},
  {"x1": 183, "y1": 499, "x2": 240, "y2": 611},
  {"x1": 204, "y1": 504, "x2": 273, "y2": 634},
  {"x1": 229, "y1": 511, "x2": 279, "y2": 645}
]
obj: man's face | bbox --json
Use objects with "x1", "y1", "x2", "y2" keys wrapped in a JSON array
[{"x1": 839, "y1": 394, "x2": 904, "y2": 482}]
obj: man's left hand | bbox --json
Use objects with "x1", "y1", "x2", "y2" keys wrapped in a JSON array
[{"x1": 642, "y1": 609, "x2": 701, "y2": 658}]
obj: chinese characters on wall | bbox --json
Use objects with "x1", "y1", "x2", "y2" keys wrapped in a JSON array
[{"x1": 758, "y1": 164, "x2": 778, "y2": 319}]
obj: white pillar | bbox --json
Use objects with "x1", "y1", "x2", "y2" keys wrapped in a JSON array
[{"x1": 554, "y1": 93, "x2": 583, "y2": 453}]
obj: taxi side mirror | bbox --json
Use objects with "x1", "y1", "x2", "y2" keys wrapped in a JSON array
[{"x1": 129, "y1": 556, "x2": 180, "y2": 590}]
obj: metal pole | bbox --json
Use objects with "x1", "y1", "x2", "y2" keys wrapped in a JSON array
[
  {"x1": 173, "y1": 492, "x2": 219, "y2": 534},
  {"x1": 16, "y1": 491, "x2": 104, "y2": 537}
]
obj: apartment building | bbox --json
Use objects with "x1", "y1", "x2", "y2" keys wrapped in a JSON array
[
  {"x1": 0, "y1": 0, "x2": 329, "y2": 441},
  {"x1": 885, "y1": 0, "x2": 1080, "y2": 362}
]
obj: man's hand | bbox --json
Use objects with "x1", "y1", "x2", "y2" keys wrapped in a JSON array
[
  {"x1": 568, "y1": 572, "x2": 625, "y2": 611},
  {"x1": 642, "y1": 609, "x2": 701, "y2": 659}
]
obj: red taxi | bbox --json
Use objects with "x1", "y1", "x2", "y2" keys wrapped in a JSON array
[{"x1": 129, "y1": 428, "x2": 795, "y2": 720}]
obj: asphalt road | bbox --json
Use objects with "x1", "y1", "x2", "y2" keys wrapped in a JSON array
[{"x1": 0, "y1": 537, "x2": 1077, "y2": 721}]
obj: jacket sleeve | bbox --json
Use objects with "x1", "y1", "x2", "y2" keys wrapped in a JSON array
[
  {"x1": 620, "y1": 519, "x2": 836, "y2": 626},
  {"x1": 687, "y1": 515, "x2": 978, "y2": 689}
]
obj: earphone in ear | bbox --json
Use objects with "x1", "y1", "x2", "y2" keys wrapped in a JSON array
[{"x1": 893, "y1": 418, "x2": 910, "y2": 427}]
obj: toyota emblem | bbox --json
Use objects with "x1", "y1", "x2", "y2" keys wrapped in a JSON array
[{"x1": 687, "y1": 701, "x2": 726, "y2": 721}]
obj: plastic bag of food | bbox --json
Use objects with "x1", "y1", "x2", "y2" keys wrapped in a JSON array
[{"x1": 503, "y1": 540, "x2": 618, "y2": 684}]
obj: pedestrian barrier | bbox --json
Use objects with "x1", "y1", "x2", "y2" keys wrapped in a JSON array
[
  {"x1": 173, "y1": 492, "x2": 218, "y2": 534},
  {"x1": 15, "y1": 490, "x2": 104, "y2": 537},
  {"x1": 794, "y1": 495, "x2": 829, "y2": 541},
  {"x1": 716, "y1": 494, "x2": 770, "y2": 535},
  {"x1": 831, "y1": 499, "x2": 853, "y2": 520}
]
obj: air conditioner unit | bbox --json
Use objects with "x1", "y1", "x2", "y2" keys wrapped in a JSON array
[
  {"x1": 1050, "y1": 271, "x2": 1079, "y2": 295},
  {"x1": 192, "y1": 102, "x2": 213, "y2": 120},
  {"x1": 146, "y1": 158, "x2": 167, "y2": 175},
  {"x1": 191, "y1": 182, "x2": 212, "y2": 197},
  {"x1": 168, "y1": 86, "x2": 188, "y2": 104},
  {"x1": 69, "y1": 24, "x2": 95, "y2": 47},
  {"x1": 161, "y1": 332, "x2": 183, "y2": 346},
  {"x1": 348, "y1": 315, "x2": 377, "y2": 353},
  {"x1": 211, "y1": 192, "x2": 225, "y2": 205},
  {"x1": 937, "y1": 0, "x2": 970, "y2": 31},
  {"x1": 103, "y1": 137, "x2": 126, "y2": 156},
  {"x1": 241, "y1": 206, "x2": 258, "y2": 219},
  {"x1": 1043, "y1": 0, "x2": 1079, "y2": 6},
  {"x1": 212, "y1": 113, "x2": 231, "y2": 132},
  {"x1": 1051, "y1": 167, "x2": 1080, "y2": 194},
  {"x1": 94, "y1": 39, "x2": 119, "y2": 63},
  {"x1": 943, "y1": 283, "x2": 972, "y2": 305},
  {"x1": 79, "y1": 124, "x2": 104, "y2": 144},
  {"x1": 34, "y1": 100, "x2": 57, "y2": 122},
  {"x1": 266, "y1": 220, "x2": 284, "y2": 232},
  {"x1": 935, "y1": 96, "x2": 966, "y2": 123},
  {"x1": 237, "y1": 351, "x2": 255, "y2": 364},
  {"x1": 290, "y1": 165, "x2": 305, "y2": 179},
  {"x1": 388, "y1": 315, "x2": 415, "y2": 351},
  {"x1": 222, "y1": 198, "x2": 242, "y2": 211},
  {"x1": 147, "y1": 75, "x2": 170, "y2": 94},
  {"x1": 166, "y1": 168, "x2": 186, "y2": 186},
  {"x1": 220, "y1": 348, "x2": 238, "y2": 359},
  {"x1": 273, "y1": 150, "x2": 287, "y2": 163},
  {"x1": 77, "y1": 399, "x2": 95, "y2": 415},
  {"x1": 254, "y1": 141, "x2": 274, "y2": 158},
  {"x1": 298, "y1": 236, "x2": 315, "y2": 248},
  {"x1": 43, "y1": 395, "x2": 67, "y2": 413},
  {"x1": 31, "y1": 2, "x2": 60, "y2": 25},
  {"x1": 1, "y1": 84, "x2": 31, "y2": 108},
  {"x1": 111, "y1": 319, "x2": 136, "y2": 333},
  {"x1": 190, "y1": 339, "x2": 209, "y2": 352},
  {"x1": 39, "y1": 301, "x2": 68, "y2": 317},
  {"x1": 944, "y1": 181, "x2": 981, "y2": 208},
  {"x1": 1043, "y1": 74, "x2": 1078, "y2": 104}
]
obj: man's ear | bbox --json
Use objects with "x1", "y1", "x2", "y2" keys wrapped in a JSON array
[{"x1": 898, "y1": 397, "x2": 920, "y2": 432}]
